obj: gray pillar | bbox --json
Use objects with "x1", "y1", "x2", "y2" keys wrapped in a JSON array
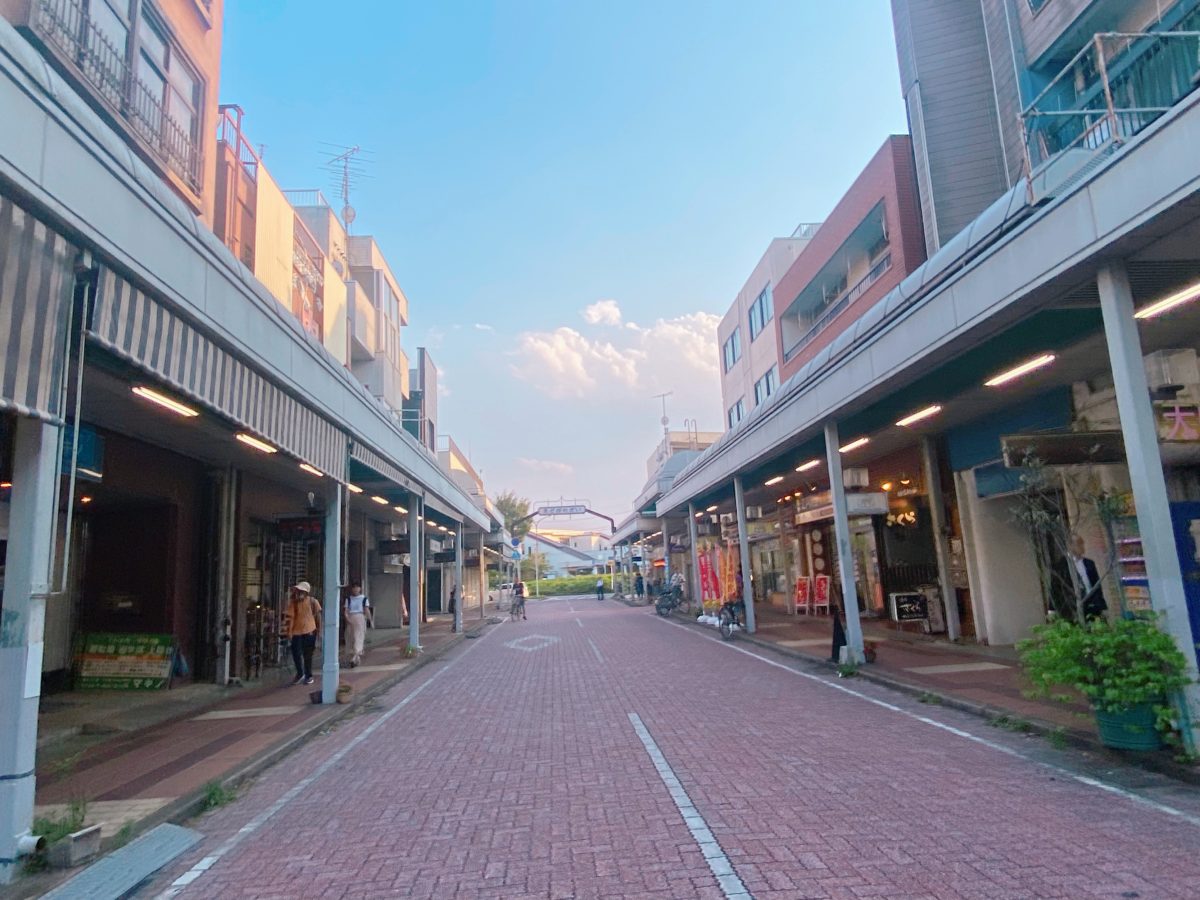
[
  {"x1": 687, "y1": 502, "x2": 702, "y2": 613},
  {"x1": 660, "y1": 518, "x2": 671, "y2": 585},
  {"x1": 408, "y1": 501, "x2": 421, "y2": 649},
  {"x1": 733, "y1": 476, "x2": 757, "y2": 634},
  {"x1": 0, "y1": 420, "x2": 60, "y2": 882},
  {"x1": 478, "y1": 532, "x2": 486, "y2": 620},
  {"x1": 1099, "y1": 263, "x2": 1200, "y2": 748},
  {"x1": 454, "y1": 523, "x2": 464, "y2": 632},
  {"x1": 825, "y1": 421, "x2": 865, "y2": 663},
  {"x1": 321, "y1": 483, "x2": 342, "y2": 703},
  {"x1": 921, "y1": 436, "x2": 961, "y2": 641}
]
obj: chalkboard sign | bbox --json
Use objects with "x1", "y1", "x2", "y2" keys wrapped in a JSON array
[{"x1": 890, "y1": 592, "x2": 928, "y2": 622}]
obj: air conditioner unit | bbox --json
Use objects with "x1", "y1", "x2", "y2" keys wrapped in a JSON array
[
  {"x1": 744, "y1": 506, "x2": 762, "y2": 520},
  {"x1": 720, "y1": 513, "x2": 735, "y2": 525},
  {"x1": 368, "y1": 551, "x2": 407, "y2": 575}
]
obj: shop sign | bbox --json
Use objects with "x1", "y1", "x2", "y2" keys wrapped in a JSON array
[
  {"x1": 77, "y1": 632, "x2": 174, "y2": 689},
  {"x1": 814, "y1": 574, "x2": 831, "y2": 607},
  {"x1": 538, "y1": 505, "x2": 587, "y2": 516},
  {"x1": 795, "y1": 576, "x2": 812, "y2": 608},
  {"x1": 795, "y1": 492, "x2": 888, "y2": 525},
  {"x1": 889, "y1": 592, "x2": 928, "y2": 622},
  {"x1": 1156, "y1": 402, "x2": 1200, "y2": 442},
  {"x1": 278, "y1": 517, "x2": 322, "y2": 541}
]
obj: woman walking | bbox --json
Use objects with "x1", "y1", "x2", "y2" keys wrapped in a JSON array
[
  {"x1": 343, "y1": 582, "x2": 372, "y2": 668},
  {"x1": 284, "y1": 581, "x2": 322, "y2": 686}
]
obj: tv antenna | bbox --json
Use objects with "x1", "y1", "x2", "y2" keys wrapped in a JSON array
[
  {"x1": 653, "y1": 391, "x2": 672, "y2": 435},
  {"x1": 320, "y1": 143, "x2": 373, "y2": 232}
]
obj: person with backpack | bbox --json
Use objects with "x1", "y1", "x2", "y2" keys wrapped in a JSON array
[
  {"x1": 284, "y1": 581, "x2": 322, "y2": 686},
  {"x1": 343, "y1": 582, "x2": 372, "y2": 668}
]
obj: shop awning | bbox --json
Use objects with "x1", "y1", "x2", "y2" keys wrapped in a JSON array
[
  {"x1": 88, "y1": 268, "x2": 349, "y2": 479},
  {"x1": 350, "y1": 440, "x2": 423, "y2": 495},
  {"x1": 0, "y1": 197, "x2": 76, "y2": 423}
]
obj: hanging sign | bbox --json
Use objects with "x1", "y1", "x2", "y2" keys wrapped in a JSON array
[{"x1": 77, "y1": 633, "x2": 174, "y2": 689}]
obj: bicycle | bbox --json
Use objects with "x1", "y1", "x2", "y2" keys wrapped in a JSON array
[
  {"x1": 510, "y1": 592, "x2": 527, "y2": 621},
  {"x1": 654, "y1": 584, "x2": 691, "y2": 617},
  {"x1": 717, "y1": 599, "x2": 745, "y2": 641}
]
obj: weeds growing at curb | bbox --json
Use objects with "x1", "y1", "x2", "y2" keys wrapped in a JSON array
[
  {"x1": 110, "y1": 821, "x2": 136, "y2": 849},
  {"x1": 200, "y1": 780, "x2": 237, "y2": 811},
  {"x1": 24, "y1": 798, "x2": 88, "y2": 872},
  {"x1": 988, "y1": 714, "x2": 1033, "y2": 733},
  {"x1": 1047, "y1": 727, "x2": 1069, "y2": 750},
  {"x1": 917, "y1": 692, "x2": 942, "y2": 705}
]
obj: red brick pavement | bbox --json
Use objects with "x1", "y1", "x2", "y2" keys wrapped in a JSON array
[{"x1": 143, "y1": 596, "x2": 1200, "y2": 899}]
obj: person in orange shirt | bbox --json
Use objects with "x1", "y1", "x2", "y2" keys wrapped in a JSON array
[{"x1": 284, "y1": 581, "x2": 322, "y2": 685}]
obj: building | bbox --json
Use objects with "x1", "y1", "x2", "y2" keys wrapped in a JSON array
[
  {"x1": 719, "y1": 226, "x2": 819, "y2": 429},
  {"x1": 523, "y1": 532, "x2": 603, "y2": 576},
  {"x1": 404, "y1": 347, "x2": 438, "y2": 451},
  {"x1": 775, "y1": 136, "x2": 925, "y2": 381},
  {"x1": 654, "y1": 0, "x2": 1200, "y2": 748},
  {"x1": 0, "y1": 8, "x2": 492, "y2": 877}
]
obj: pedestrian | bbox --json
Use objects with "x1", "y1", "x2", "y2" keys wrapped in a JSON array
[
  {"x1": 1068, "y1": 534, "x2": 1108, "y2": 620},
  {"x1": 284, "y1": 581, "x2": 322, "y2": 686},
  {"x1": 449, "y1": 583, "x2": 458, "y2": 630},
  {"x1": 596, "y1": 577, "x2": 605, "y2": 601},
  {"x1": 513, "y1": 580, "x2": 527, "y2": 620},
  {"x1": 343, "y1": 581, "x2": 372, "y2": 668},
  {"x1": 635, "y1": 572, "x2": 645, "y2": 602}
]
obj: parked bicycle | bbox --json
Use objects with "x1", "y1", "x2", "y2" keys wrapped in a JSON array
[
  {"x1": 717, "y1": 598, "x2": 745, "y2": 641},
  {"x1": 654, "y1": 584, "x2": 692, "y2": 617}
]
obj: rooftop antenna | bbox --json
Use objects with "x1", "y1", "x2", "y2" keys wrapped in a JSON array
[
  {"x1": 653, "y1": 391, "x2": 672, "y2": 435},
  {"x1": 320, "y1": 143, "x2": 373, "y2": 232}
]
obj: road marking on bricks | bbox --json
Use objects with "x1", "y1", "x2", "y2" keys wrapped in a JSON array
[
  {"x1": 658, "y1": 617, "x2": 1200, "y2": 830},
  {"x1": 627, "y1": 713, "x2": 752, "y2": 900},
  {"x1": 587, "y1": 637, "x2": 604, "y2": 663},
  {"x1": 157, "y1": 623, "x2": 501, "y2": 898},
  {"x1": 576, "y1": 617, "x2": 584, "y2": 628},
  {"x1": 504, "y1": 634, "x2": 560, "y2": 652}
]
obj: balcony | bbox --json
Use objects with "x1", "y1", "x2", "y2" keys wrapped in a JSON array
[
  {"x1": 1023, "y1": 25, "x2": 1200, "y2": 200},
  {"x1": 349, "y1": 281, "x2": 377, "y2": 362},
  {"x1": 783, "y1": 253, "x2": 892, "y2": 362},
  {"x1": 32, "y1": 0, "x2": 203, "y2": 195}
]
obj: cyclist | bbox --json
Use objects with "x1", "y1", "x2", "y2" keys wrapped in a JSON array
[{"x1": 511, "y1": 580, "x2": 527, "y2": 621}]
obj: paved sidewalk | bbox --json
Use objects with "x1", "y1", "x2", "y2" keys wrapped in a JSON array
[
  {"x1": 132, "y1": 596, "x2": 1200, "y2": 899},
  {"x1": 32, "y1": 615, "x2": 470, "y2": 839}
]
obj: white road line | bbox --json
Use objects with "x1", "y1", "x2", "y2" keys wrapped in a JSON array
[
  {"x1": 587, "y1": 637, "x2": 604, "y2": 663},
  {"x1": 628, "y1": 713, "x2": 750, "y2": 899},
  {"x1": 658, "y1": 617, "x2": 1200, "y2": 830},
  {"x1": 158, "y1": 623, "x2": 501, "y2": 898},
  {"x1": 576, "y1": 617, "x2": 584, "y2": 628}
]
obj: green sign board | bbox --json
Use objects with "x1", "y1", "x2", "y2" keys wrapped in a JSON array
[{"x1": 77, "y1": 633, "x2": 174, "y2": 690}]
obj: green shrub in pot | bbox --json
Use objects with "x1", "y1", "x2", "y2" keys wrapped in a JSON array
[{"x1": 1017, "y1": 614, "x2": 1191, "y2": 749}]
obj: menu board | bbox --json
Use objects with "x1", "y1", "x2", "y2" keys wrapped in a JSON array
[
  {"x1": 890, "y1": 592, "x2": 928, "y2": 622},
  {"x1": 77, "y1": 633, "x2": 174, "y2": 690}
]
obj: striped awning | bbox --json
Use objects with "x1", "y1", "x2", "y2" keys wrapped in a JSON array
[
  {"x1": 350, "y1": 440, "x2": 422, "y2": 496},
  {"x1": 0, "y1": 196, "x2": 76, "y2": 422},
  {"x1": 88, "y1": 268, "x2": 349, "y2": 480}
]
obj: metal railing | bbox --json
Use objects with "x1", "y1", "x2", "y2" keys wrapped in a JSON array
[
  {"x1": 282, "y1": 189, "x2": 332, "y2": 209},
  {"x1": 792, "y1": 222, "x2": 822, "y2": 240},
  {"x1": 784, "y1": 253, "x2": 892, "y2": 362},
  {"x1": 1022, "y1": 29, "x2": 1200, "y2": 195},
  {"x1": 34, "y1": 0, "x2": 203, "y2": 192}
]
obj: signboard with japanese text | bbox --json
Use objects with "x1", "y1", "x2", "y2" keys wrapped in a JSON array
[
  {"x1": 1156, "y1": 402, "x2": 1200, "y2": 442},
  {"x1": 794, "y1": 576, "x2": 812, "y2": 611},
  {"x1": 890, "y1": 592, "x2": 928, "y2": 622},
  {"x1": 814, "y1": 575, "x2": 831, "y2": 607},
  {"x1": 538, "y1": 505, "x2": 588, "y2": 516},
  {"x1": 77, "y1": 633, "x2": 174, "y2": 689}
]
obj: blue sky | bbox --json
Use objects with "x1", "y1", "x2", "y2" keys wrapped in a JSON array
[{"x1": 220, "y1": 0, "x2": 908, "y2": 520}]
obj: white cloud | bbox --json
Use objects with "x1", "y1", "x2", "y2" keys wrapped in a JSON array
[
  {"x1": 437, "y1": 381, "x2": 451, "y2": 398},
  {"x1": 474, "y1": 323, "x2": 494, "y2": 331},
  {"x1": 509, "y1": 327, "x2": 639, "y2": 399},
  {"x1": 517, "y1": 457, "x2": 574, "y2": 476},
  {"x1": 582, "y1": 299, "x2": 622, "y2": 326},
  {"x1": 509, "y1": 310, "x2": 721, "y2": 406}
]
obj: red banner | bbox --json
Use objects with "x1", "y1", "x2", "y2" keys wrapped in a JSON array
[
  {"x1": 814, "y1": 575, "x2": 831, "y2": 607},
  {"x1": 795, "y1": 576, "x2": 812, "y2": 610}
]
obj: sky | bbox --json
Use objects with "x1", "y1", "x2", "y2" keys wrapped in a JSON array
[{"x1": 220, "y1": 0, "x2": 909, "y2": 524}]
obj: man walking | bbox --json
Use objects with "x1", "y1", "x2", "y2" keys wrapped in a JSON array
[
  {"x1": 596, "y1": 577, "x2": 605, "y2": 601},
  {"x1": 1068, "y1": 534, "x2": 1108, "y2": 620},
  {"x1": 284, "y1": 581, "x2": 322, "y2": 685},
  {"x1": 635, "y1": 572, "x2": 645, "y2": 602}
]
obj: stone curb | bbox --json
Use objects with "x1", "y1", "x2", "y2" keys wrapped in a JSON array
[
  {"x1": 672, "y1": 613, "x2": 1200, "y2": 787},
  {"x1": 17, "y1": 620, "x2": 493, "y2": 899}
]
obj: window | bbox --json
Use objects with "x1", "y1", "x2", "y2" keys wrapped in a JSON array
[
  {"x1": 722, "y1": 328, "x2": 742, "y2": 372},
  {"x1": 727, "y1": 398, "x2": 746, "y2": 428},
  {"x1": 748, "y1": 285, "x2": 773, "y2": 341},
  {"x1": 753, "y1": 366, "x2": 778, "y2": 407}
]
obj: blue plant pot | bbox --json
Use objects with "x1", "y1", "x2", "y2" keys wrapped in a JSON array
[{"x1": 1094, "y1": 702, "x2": 1162, "y2": 751}]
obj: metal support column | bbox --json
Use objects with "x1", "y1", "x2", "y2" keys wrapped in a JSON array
[
  {"x1": 687, "y1": 502, "x2": 702, "y2": 614},
  {"x1": 0, "y1": 420, "x2": 61, "y2": 881},
  {"x1": 733, "y1": 476, "x2": 757, "y2": 634},
  {"x1": 660, "y1": 518, "x2": 671, "y2": 586},
  {"x1": 825, "y1": 421, "x2": 865, "y2": 663},
  {"x1": 454, "y1": 523, "x2": 464, "y2": 633},
  {"x1": 321, "y1": 483, "x2": 342, "y2": 703},
  {"x1": 478, "y1": 532, "x2": 486, "y2": 620},
  {"x1": 1099, "y1": 263, "x2": 1200, "y2": 749},
  {"x1": 921, "y1": 436, "x2": 961, "y2": 641},
  {"x1": 408, "y1": 501, "x2": 422, "y2": 650}
]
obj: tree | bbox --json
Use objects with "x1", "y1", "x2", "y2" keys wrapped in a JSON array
[
  {"x1": 495, "y1": 490, "x2": 533, "y2": 541},
  {"x1": 519, "y1": 551, "x2": 551, "y2": 582}
]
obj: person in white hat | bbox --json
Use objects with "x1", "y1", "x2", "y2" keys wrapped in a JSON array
[{"x1": 284, "y1": 581, "x2": 322, "y2": 685}]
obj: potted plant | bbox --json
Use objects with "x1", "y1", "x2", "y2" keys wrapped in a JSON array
[
  {"x1": 1017, "y1": 614, "x2": 1190, "y2": 750},
  {"x1": 336, "y1": 683, "x2": 352, "y2": 704}
]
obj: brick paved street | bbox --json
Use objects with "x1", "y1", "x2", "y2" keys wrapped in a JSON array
[{"x1": 142, "y1": 597, "x2": 1200, "y2": 899}]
